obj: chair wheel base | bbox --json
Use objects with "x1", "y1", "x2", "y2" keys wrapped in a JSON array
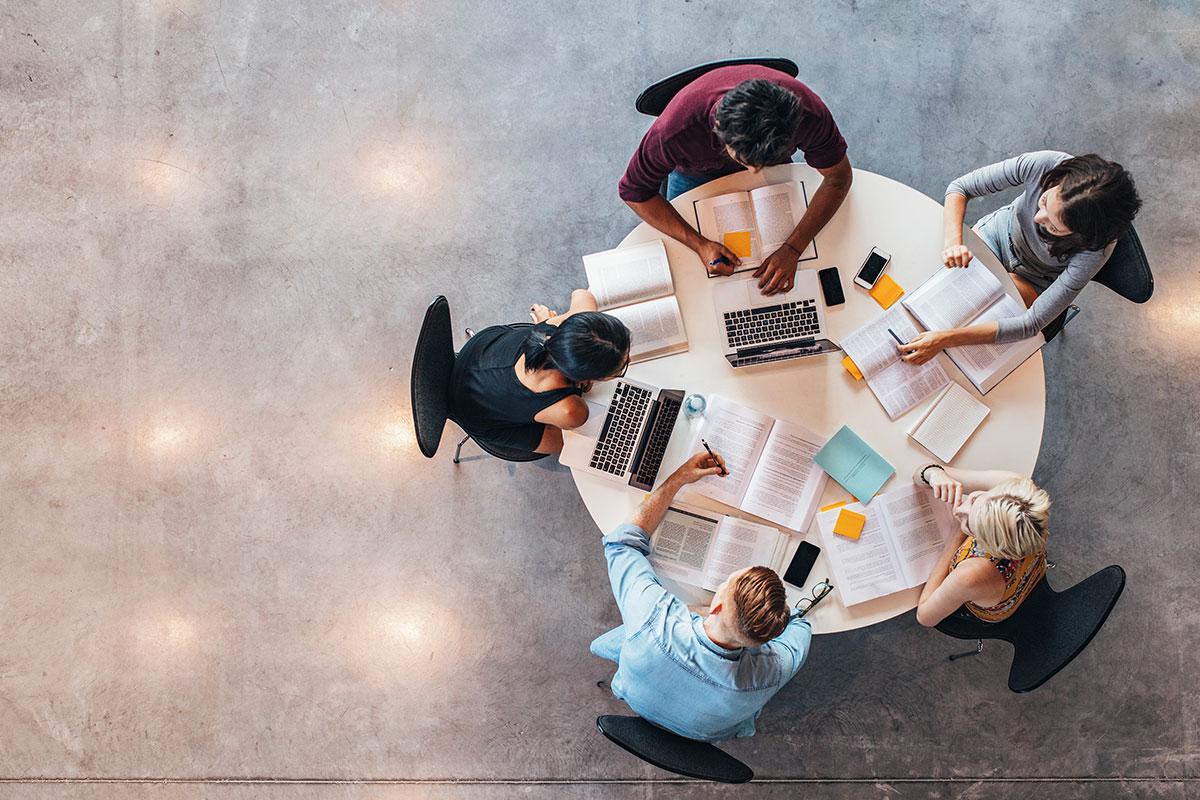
[{"x1": 948, "y1": 639, "x2": 984, "y2": 661}]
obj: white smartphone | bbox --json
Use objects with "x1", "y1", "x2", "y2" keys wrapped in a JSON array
[{"x1": 853, "y1": 247, "x2": 891, "y2": 290}]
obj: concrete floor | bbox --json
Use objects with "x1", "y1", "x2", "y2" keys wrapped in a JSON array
[{"x1": 1, "y1": 0, "x2": 1198, "y2": 797}]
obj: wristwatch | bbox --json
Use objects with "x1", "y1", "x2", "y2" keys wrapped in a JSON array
[{"x1": 919, "y1": 464, "x2": 945, "y2": 486}]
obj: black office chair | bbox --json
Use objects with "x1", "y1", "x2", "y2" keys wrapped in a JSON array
[
  {"x1": 635, "y1": 57, "x2": 799, "y2": 117},
  {"x1": 596, "y1": 715, "x2": 753, "y2": 784},
  {"x1": 1041, "y1": 227, "x2": 1153, "y2": 342},
  {"x1": 936, "y1": 565, "x2": 1126, "y2": 693},
  {"x1": 410, "y1": 296, "x2": 549, "y2": 463}
]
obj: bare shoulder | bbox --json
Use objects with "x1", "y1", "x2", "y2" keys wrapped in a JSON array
[{"x1": 539, "y1": 395, "x2": 588, "y2": 429}]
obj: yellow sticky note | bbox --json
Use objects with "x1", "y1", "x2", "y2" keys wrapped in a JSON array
[
  {"x1": 842, "y1": 355, "x2": 864, "y2": 381},
  {"x1": 723, "y1": 230, "x2": 753, "y2": 258},
  {"x1": 819, "y1": 500, "x2": 849, "y2": 513},
  {"x1": 868, "y1": 274, "x2": 905, "y2": 309},
  {"x1": 833, "y1": 509, "x2": 866, "y2": 540}
]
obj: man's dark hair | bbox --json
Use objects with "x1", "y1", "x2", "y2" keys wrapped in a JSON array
[{"x1": 714, "y1": 79, "x2": 804, "y2": 168}]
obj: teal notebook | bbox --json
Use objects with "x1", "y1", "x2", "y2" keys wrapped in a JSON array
[{"x1": 814, "y1": 425, "x2": 895, "y2": 504}]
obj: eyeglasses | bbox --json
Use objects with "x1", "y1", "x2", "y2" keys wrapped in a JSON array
[
  {"x1": 794, "y1": 579, "x2": 834, "y2": 618},
  {"x1": 612, "y1": 358, "x2": 630, "y2": 379}
]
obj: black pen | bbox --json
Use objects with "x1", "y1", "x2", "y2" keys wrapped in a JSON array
[
  {"x1": 887, "y1": 328, "x2": 907, "y2": 346},
  {"x1": 700, "y1": 438, "x2": 728, "y2": 476}
]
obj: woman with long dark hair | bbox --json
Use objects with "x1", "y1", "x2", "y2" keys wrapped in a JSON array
[
  {"x1": 450, "y1": 290, "x2": 631, "y2": 455},
  {"x1": 897, "y1": 152, "x2": 1141, "y2": 364}
]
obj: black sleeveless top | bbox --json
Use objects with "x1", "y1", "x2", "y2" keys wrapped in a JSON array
[{"x1": 450, "y1": 323, "x2": 583, "y2": 446}]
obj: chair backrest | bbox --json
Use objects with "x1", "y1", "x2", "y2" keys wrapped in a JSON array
[
  {"x1": 473, "y1": 437, "x2": 550, "y2": 463},
  {"x1": 635, "y1": 58, "x2": 799, "y2": 117},
  {"x1": 935, "y1": 565, "x2": 1126, "y2": 693},
  {"x1": 1092, "y1": 226, "x2": 1153, "y2": 303},
  {"x1": 1007, "y1": 565, "x2": 1125, "y2": 692},
  {"x1": 410, "y1": 296, "x2": 455, "y2": 458},
  {"x1": 596, "y1": 715, "x2": 753, "y2": 783}
]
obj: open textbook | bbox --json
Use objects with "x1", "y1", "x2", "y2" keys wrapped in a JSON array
[
  {"x1": 907, "y1": 382, "x2": 990, "y2": 463},
  {"x1": 680, "y1": 395, "x2": 829, "y2": 533},
  {"x1": 693, "y1": 182, "x2": 817, "y2": 273},
  {"x1": 902, "y1": 259, "x2": 1045, "y2": 394},
  {"x1": 583, "y1": 239, "x2": 687, "y2": 363},
  {"x1": 840, "y1": 306, "x2": 951, "y2": 419},
  {"x1": 649, "y1": 505, "x2": 791, "y2": 592},
  {"x1": 814, "y1": 483, "x2": 959, "y2": 606}
]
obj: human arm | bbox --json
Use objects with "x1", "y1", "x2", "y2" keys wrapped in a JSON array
[
  {"x1": 896, "y1": 322, "x2": 999, "y2": 365},
  {"x1": 754, "y1": 156, "x2": 853, "y2": 294},
  {"x1": 914, "y1": 530, "x2": 984, "y2": 627},
  {"x1": 624, "y1": 195, "x2": 740, "y2": 277},
  {"x1": 992, "y1": 253, "x2": 1104, "y2": 342},
  {"x1": 941, "y1": 191, "x2": 974, "y2": 267},
  {"x1": 764, "y1": 613, "x2": 813, "y2": 677},
  {"x1": 536, "y1": 289, "x2": 599, "y2": 326},
  {"x1": 603, "y1": 451, "x2": 729, "y2": 627},
  {"x1": 912, "y1": 464, "x2": 1024, "y2": 502}
]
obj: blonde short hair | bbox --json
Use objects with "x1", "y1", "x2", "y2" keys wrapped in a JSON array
[{"x1": 973, "y1": 477, "x2": 1050, "y2": 560}]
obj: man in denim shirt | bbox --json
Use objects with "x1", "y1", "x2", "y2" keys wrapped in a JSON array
[{"x1": 591, "y1": 451, "x2": 813, "y2": 742}]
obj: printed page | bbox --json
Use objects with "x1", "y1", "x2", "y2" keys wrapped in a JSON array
[
  {"x1": 701, "y1": 517, "x2": 783, "y2": 591},
  {"x1": 879, "y1": 484, "x2": 960, "y2": 587},
  {"x1": 866, "y1": 357, "x2": 951, "y2": 420},
  {"x1": 583, "y1": 239, "x2": 673, "y2": 310},
  {"x1": 682, "y1": 395, "x2": 773, "y2": 509},
  {"x1": 842, "y1": 307, "x2": 950, "y2": 418},
  {"x1": 909, "y1": 383, "x2": 990, "y2": 462},
  {"x1": 945, "y1": 294, "x2": 1045, "y2": 393},
  {"x1": 840, "y1": 306, "x2": 912, "y2": 379},
  {"x1": 649, "y1": 507, "x2": 721, "y2": 588},
  {"x1": 604, "y1": 295, "x2": 688, "y2": 363},
  {"x1": 903, "y1": 259, "x2": 1006, "y2": 331},
  {"x1": 814, "y1": 503, "x2": 907, "y2": 606},
  {"x1": 694, "y1": 192, "x2": 762, "y2": 266},
  {"x1": 748, "y1": 182, "x2": 817, "y2": 260},
  {"x1": 740, "y1": 419, "x2": 830, "y2": 532}
]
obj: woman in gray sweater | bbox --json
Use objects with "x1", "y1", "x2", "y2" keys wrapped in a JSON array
[{"x1": 898, "y1": 151, "x2": 1141, "y2": 364}]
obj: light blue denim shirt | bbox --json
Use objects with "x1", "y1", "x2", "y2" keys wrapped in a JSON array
[{"x1": 592, "y1": 523, "x2": 813, "y2": 742}]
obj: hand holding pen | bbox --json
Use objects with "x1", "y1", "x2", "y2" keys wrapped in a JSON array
[{"x1": 700, "y1": 438, "x2": 729, "y2": 476}]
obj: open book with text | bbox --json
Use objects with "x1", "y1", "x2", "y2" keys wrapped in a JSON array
[
  {"x1": 840, "y1": 306, "x2": 951, "y2": 419},
  {"x1": 583, "y1": 239, "x2": 687, "y2": 363},
  {"x1": 693, "y1": 182, "x2": 817, "y2": 273},
  {"x1": 814, "y1": 483, "x2": 959, "y2": 606},
  {"x1": 680, "y1": 395, "x2": 829, "y2": 533},
  {"x1": 649, "y1": 505, "x2": 791, "y2": 592},
  {"x1": 902, "y1": 259, "x2": 1045, "y2": 394}
]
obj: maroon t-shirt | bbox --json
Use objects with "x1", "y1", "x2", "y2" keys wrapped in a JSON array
[{"x1": 618, "y1": 66, "x2": 848, "y2": 203}]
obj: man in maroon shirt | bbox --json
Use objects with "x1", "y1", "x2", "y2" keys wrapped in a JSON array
[{"x1": 619, "y1": 65, "x2": 852, "y2": 295}]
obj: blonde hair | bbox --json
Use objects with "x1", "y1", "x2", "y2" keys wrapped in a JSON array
[
  {"x1": 972, "y1": 478, "x2": 1050, "y2": 560},
  {"x1": 732, "y1": 567, "x2": 790, "y2": 644}
]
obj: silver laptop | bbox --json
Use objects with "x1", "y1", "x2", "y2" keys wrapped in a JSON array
[
  {"x1": 713, "y1": 271, "x2": 840, "y2": 367},
  {"x1": 560, "y1": 379, "x2": 684, "y2": 491}
]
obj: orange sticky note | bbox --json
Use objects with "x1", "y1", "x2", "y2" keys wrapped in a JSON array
[
  {"x1": 868, "y1": 273, "x2": 905, "y2": 309},
  {"x1": 819, "y1": 500, "x2": 849, "y2": 513},
  {"x1": 833, "y1": 509, "x2": 866, "y2": 540},
  {"x1": 842, "y1": 355, "x2": 864, "y2": 381},
  {"x1": 723, "y1": 230, "x2": 753, "y2": 258}
]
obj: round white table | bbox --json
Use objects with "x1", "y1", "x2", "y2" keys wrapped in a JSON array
[{"x1": 570, "y1": 163, "x2": 1045, "y2": 634}]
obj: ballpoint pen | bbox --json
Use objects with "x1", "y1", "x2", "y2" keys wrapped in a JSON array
[{"x1": 700, "y1": 438, "x2": 728, "y2": 476}]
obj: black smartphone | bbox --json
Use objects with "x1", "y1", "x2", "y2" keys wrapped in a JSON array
[
  {"x1": 783, "y1": 542, "x2": 821, "y2": 588},
  {"x1": 818, "y1": 266, "x2": 845, "y2": 306}
]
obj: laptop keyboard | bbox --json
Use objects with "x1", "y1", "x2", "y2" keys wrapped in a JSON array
[
  {"x1": 630, "y1": 392, "x2": 682, "y2": 490},
  {"x1": 724, "y1": 301, "x2": 819, "y2": 348},
  {"x1": 590, "y1": 382, "x2": 652, "y2": 475}
]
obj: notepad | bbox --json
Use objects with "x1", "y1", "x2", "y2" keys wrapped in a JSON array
[
  {"x1": 907, "y1": 382, "x2": 990, "y2": 462},
  {"x1": 833, "y1": 509, "x2": 866, "y2": 540},
  {"x1": 723, "y1": 230, "x2": 753, "y2": 258},
  {"x1": 868, "y1": 274, "x2": 905, "y2": 309},
  {"x1": 814, "y1": 425, "x2": 895, "y2": 504}
]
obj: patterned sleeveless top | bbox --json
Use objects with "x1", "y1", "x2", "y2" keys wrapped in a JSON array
[{"x1": 950, "y1": 535, "x2": 1046, "y2": 622}]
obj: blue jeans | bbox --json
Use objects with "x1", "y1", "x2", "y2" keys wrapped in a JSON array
[
  {"x1": 972, "y1": 203, "x2": 1020, "y2": 271},
  {"x1": 590, "y1": 624, "x2": 625, "y2": 663},
  {"x1": 665, "y1": 165, "x2": 745, "y2": 200}
]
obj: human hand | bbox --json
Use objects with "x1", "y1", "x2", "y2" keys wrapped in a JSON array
[
  {"x1": 753, "y1": 244, "x2": 802, "y2": 295},
  {"x1": 696, "y1": 239, "x2": 739, "y2": 277},
  {"x1": 671, "y1": 450, "x2": 727, "y2": 485},
  {"x1": 897, "y1": 331, "x2": 946, "y2": 365},
  {"x1": 925, "y1": 466, "x2": 964, "y2": 508},
  {"x1": 529, "y1": 303, "x2": 557, "y2": 323},
  {"x1": 942, "y1": 243, "x2": 973, "y2": 268}
]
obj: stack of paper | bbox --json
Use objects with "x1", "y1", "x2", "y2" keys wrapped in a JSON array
[{"x1": 907, "y1": 383, "x2": 990, "y2": 462}]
